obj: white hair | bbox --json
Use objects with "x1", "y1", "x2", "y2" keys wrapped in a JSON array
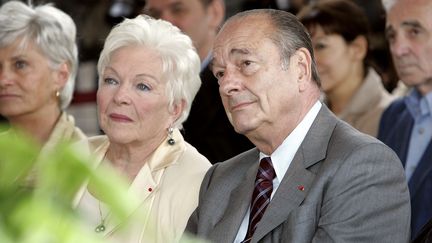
[
  {"x1": 97, "y1": 15, "x2": 201, "y2": 128},
  {"x1": 0, "y1": 1, "x2": 78, "y2": 110},
  {"x1": 382, "y1": 0, "x2": 398, "y2": 12}
]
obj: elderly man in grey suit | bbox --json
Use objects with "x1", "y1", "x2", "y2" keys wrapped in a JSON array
[{"x1": 185, "y1": 9, "x2": 411, "y2": 243}]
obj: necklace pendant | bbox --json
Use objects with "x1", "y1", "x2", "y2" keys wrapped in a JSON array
[{"x1": 95, "y1": 223, "x2": 106, "y2": 233}]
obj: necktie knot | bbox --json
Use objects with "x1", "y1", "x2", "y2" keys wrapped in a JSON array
[{"x1": 257, "y1": 157, "x2": 276, "y2": 181}]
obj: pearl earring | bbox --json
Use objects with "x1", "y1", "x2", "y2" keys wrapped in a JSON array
[{"x1": 167, "y1": 127, "x2": 175, "y2": 145}]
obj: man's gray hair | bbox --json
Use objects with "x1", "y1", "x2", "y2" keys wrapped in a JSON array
[
  {"x1": 382, "y1": 0, "x2": 397, "y2": 12},
  {"x1": 227, "y1": 9, "x2": 321, "y2": 87}
]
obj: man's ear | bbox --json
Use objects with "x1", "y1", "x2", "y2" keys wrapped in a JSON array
[
  {"x1": 207, "y1": 0, "x2": 225, "y2": 31},
  {"x1": 294, "y1": 47, "x2": 312, "y2": 91},
  {"x1": 349, "y1": 35, "x2": 367, "y2": 61}
]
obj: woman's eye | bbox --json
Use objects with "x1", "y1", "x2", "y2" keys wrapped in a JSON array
[
  {"x1": 314, "y1": 43, "x2": 326, "y2": 50},
  {"x1": 137, "y1": 83, "x2": 150, "y2": 91},
  {"x1": 14, "y1": 60, "x2": 27, "y2": 69},
  {"x1": 104, "y1": 78, "x2": 118, "y2": 85}
]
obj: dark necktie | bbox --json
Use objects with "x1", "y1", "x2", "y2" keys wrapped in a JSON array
[{"x1": 242, "y1": 157, "x2": 276, "y2": 243}]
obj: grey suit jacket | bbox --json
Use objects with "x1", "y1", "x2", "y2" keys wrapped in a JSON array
[{"x1": 186, "y1": 105, "x2": 411, "y2": 243}]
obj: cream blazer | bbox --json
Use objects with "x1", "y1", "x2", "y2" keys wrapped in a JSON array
[
  {"x1": 337, "y1": 68, "x2": 395, "y2": 137},
  {"x1": 75, "y1": 128, "x2": 211, "y2": 243},
  {"x1": 1, "y1": 112, "x2": 86, "y2": 148},
  {"x1": 41, "y1": 112, "x2": 87, "y2": 153},
  {"x1": 0, "y1": 112, "x2": 86, "y2": 185}
]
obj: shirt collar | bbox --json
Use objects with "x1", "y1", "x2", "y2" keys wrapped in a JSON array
[
  {"x1": 405, "y1": 89, "x2": 432, "y2": 120},
  {"x1": 260, "y1": 101, "x2": 322, "y2": 182},
  {"x1": 201, "y1": 52, "x2": 212, "y2": 72}
]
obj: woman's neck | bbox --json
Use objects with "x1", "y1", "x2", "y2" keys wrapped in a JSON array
[
  {"x1": 106, "y1": 136, "x2": 165, "y2": 182},
  {"x1": 9, "y1": 105, "x2": 62, "y2": 146},
  {"x1": 327, "y1": 67, "x2": 365, "y2": 115}
]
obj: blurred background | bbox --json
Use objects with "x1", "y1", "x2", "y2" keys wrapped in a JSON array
[{"x1": 0, "y1": 0, "x2": 396, "y2": 136}]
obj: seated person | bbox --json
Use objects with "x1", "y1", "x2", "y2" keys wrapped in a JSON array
[{"x1": 75, "y1": 15, "x2": 211, "y2": 243}]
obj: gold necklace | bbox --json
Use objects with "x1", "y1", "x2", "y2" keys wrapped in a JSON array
[
  {"x1": 95, "y1": 201, "x2": 110, "y2": 233},
  {"x1": 95, "y1": 152, "x2": 109, "y2": 233}
]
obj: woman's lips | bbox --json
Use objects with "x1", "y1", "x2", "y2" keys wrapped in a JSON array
[{"x1": 109, "y1": 113, "x2": 133, "y2": 122}]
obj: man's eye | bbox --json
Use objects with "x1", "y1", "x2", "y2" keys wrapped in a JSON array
[
  {"x1": 386, "y1": 33, "x2": 395, "y2": 43},
  {"x1": 137, "y1": 83, "x2": 150, "y2": 91},
  {"x1": 214, "y1": 71, "x2": 224, "y2": 79},
  {"x1": 243, "y1": 60, "x2": 252, "y2": 66},
  {"x1": 408, "y1": 28, "x2": 421, "y2": 37}
]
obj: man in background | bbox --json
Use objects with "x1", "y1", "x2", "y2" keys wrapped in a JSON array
[
  {"x1": 379, "y1": 0, "x2": 432, "y2": 239},
  {"x1": 143, "y1": 0, "x2": 253, "y2": 163}
]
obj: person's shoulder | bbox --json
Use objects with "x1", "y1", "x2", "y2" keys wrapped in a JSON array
[
  {"x1": 71, "y1": 126, "x2": 87, "y2": 142},
  {"x1": 73, "y1": 135, "x2": 108, "y2": 154},
  {"x1": 163, "y1": 143, "x2": 211, "y2": 190},
  {"x1": 326, "y1": 119, "x2": 402, "y2": 178},
  {"x1": 379, "y1": 96, "x2": 408, "y2": 127},
  {"x1": 385, "y1": 96, "x2": 407, "y2": 114},
  {"x1": 87, "y1": 135, "x2": 108, "y2": 147},
  {"x1": 331, "y1": 118, "x2": 391, "y2": 154},
  {"x1": 206, "y1": 148, "x2": 259, "y2": 179},
  {"x1": 177, "y1": 142, "x2": 212, "y2": 171}
]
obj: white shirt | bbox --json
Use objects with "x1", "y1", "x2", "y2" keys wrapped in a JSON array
[{"x1": 233, "y1": 101, "x2": 322, "y2": 243}]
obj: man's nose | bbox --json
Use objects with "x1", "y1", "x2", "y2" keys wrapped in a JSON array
[
  {"x1": 390, "y1": 35, "x2": 410, "y2": 57},
  {"x1": 219, "y1": 67, "x2": 242, "y2": 96}
]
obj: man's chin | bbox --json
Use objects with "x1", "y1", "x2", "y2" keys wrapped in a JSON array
[
  {"x1": 232, "y1": 122, "x2": 256, "y2": 136},
  {"x1": 400, "y1": 74, "x2": 432, "y2": 87}
]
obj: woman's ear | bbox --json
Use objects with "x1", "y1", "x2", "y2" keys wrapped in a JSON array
[
  {"x1": 206, "y1": 0, "x2": 225, "y2": 31},
  {"x1": 170, "y1": 99, "x2": 186, "y2": 122},
  {"x1": 349, "y1": 35, "x2": 367, "y2": 61},
  {"x1": 54, "y1": 62, "x2": 70, "y2": 90}
]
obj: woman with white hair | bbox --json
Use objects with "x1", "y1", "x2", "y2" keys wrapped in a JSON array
[
  {"x1": 0, "y1": 2, "x2": 85, "y2": 152},
  {"x1": 75, "y1": 15, "x2": 211, "y2": 242}
]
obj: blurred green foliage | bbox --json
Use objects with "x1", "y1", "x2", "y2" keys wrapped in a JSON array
[
  {"x1": 0, "y1": 126, "x2": 134, "y2": 243},
  {"x1": 0, "y1": 125, "x2": 205, "y2": 243}
]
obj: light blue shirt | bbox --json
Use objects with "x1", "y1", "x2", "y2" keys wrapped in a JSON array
[
  {"x1": 404, "y1": 89, "x2": 432, "y2": 181},
  {"x1": 234, "y1": 101, "x2": 322, "y2": 243},
  {"x1": 201, "y1": 52, "x2": 212, "y2": 72}
]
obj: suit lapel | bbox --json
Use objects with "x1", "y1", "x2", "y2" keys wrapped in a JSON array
[
  {"x1": 209, "y1": 151, "x2": 260, "y2": 242},
  {"x1": 252, "y1": 105, "x2": 337, "y2": 242}
]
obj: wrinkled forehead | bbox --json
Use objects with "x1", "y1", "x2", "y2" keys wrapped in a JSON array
[
  {"x1": 213, "y1": 15, "x2": 272, "y2": 59},
  {"x1": 387, "y1": 0, "x2": 432, "y2": 28}
]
